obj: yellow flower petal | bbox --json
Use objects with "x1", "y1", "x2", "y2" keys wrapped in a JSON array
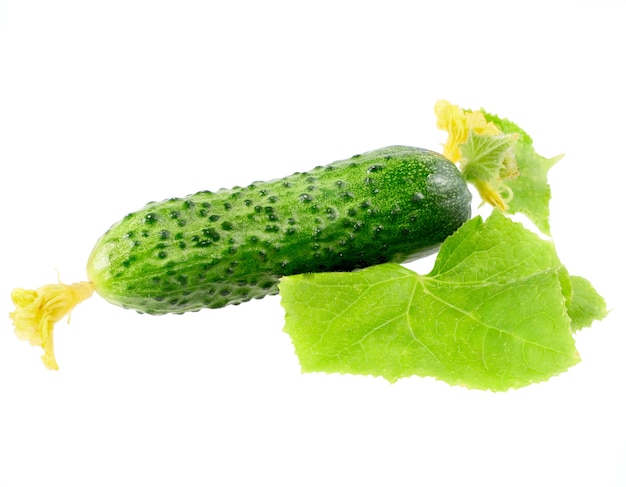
[
  {"x1": 473, "y1": 180, "x2": 508, "y2": 212},
  {"x1": 434, "y1": 99, "x2": 502, "y2": 163},
  {"x1": 10, "y1": 281, "x2": 95, "y2": 370},
  {"x1": 464, "y1": 111, "x2": 500, "y2": 136},
  {"x1": 434, "y1": 99, "x2": 468, "y2": 162}
]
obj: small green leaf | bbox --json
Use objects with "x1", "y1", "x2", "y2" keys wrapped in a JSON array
[
  {"x1": 504, "y1": 142, "x2": 562, "y2": 235},
  {"x1": 460, "y1": 131, "x2": 517, "y2": 184},
  {"x1": 567, "y1": 275, "x2": 608, "y2": 332},
  {"x1": 482, "y1": 111, "x2": 563, "y2": 235},
  {"x1": 280, "y1": 212, "x2": 583, "y2": 391}
]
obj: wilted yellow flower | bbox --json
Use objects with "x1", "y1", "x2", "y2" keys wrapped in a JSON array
[
  {"x1": 10, "y1": 281, "x2": 95, "y2": 370},
  {"x1": 434, "y1": 99, "x2": 500, "y2": 162}
]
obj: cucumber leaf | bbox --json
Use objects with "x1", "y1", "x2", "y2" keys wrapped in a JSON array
[
  {"x1": 567, "y1": 275, "x2": 608, "y2": 332},
  {"x1": 482, "y1": 111, "x2": 563, "y2": 235},
  {"x1": 280, "y1": 211, "x2": 604, "y2": 391}
]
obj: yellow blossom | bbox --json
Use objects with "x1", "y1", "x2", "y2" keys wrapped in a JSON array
[
  {"x1": 434, "y1": 100, "x2": 523, "y2": 212},
  {"x1": 10, "y1": 281, "x2": 95, "y2": 370},
  {"x1": 434, "y1": 99, "x2": 500, "y2": 162}
]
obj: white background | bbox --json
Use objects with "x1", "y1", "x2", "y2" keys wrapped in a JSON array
[{"x1": 1, "y1": 1, "x2": 624, "y2": 486}]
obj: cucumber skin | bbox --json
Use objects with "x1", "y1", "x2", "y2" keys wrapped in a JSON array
[{"x1": 87, "y1": 146, "x2": 471, "y2": 315}]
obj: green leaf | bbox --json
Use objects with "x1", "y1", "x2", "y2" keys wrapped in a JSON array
[
  {"x1": 460, "y1": 131, "x2": 517, "y2": 184},
  {"x1": 280, "y1": 212, "x2": 581, "y2": 391},
  {"x1": 567, "y1": 275, "x2": 608, "y2": 332},
  {"x1": 504, "y1": 142, "x2": 562, "y2": 235},
  {"x1": 482, "y1": 111, "x2": 563, "y2": 235}
]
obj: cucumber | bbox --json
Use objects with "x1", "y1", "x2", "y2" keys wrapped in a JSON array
[{"x1": 87, "y1": 146, "x2": 471, "y2": 315}]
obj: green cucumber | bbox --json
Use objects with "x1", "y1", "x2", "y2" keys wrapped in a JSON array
[{"x1": 87, "y1": 146, "x2": 471, "y2": 314}]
